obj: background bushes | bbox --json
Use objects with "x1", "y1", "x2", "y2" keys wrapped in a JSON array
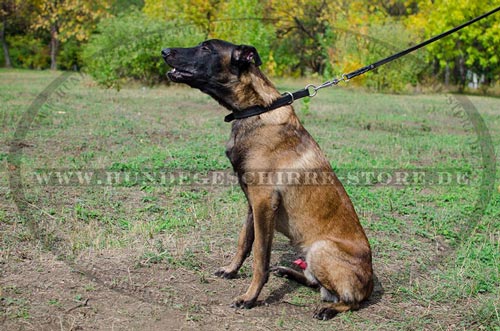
[
  {"x1": 1, "y1": 35, "x2": 87, "y2": 70},
  {"x1": 322, "y1": 21, "x2": 429, "y2": 92},
  {"x1": 81, "y1": 11, "x2": 204, "y2": 88},
  {"x1": 4, "y1": 34, "x2": 49, "y2": 69},
  {"x1": 3, "y1": 0, "x2": 500, "y2": 94}
]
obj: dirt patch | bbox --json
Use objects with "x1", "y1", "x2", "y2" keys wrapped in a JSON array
[
  {"x1": 0, "y1": 245, "x2": 184, "y2": 331},
  {"x1": 0, "y1": 233, "x2": 485, "y2": 331}
]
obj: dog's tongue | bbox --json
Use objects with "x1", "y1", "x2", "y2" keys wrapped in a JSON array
[{"x1": 293, "y1": 258, "x2": 308, "y2": 270}]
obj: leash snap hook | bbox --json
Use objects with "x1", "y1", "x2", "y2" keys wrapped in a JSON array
[{"x1": 305, "y1": 84, "x2": 318, "y2": 97}]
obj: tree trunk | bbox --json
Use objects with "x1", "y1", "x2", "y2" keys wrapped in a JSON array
[
  {"x1": 444, "y1": 63, "x2": 449, "y2": 86},
  {"x1": 1, "y1": 17, "x2": 12, "y2": 68},
  {"x1": 50, "y1": 24, "x2": 58, "y2": 70},
  {"x1": 457, "y1": 55, "x2": 466, "y2": 93}
]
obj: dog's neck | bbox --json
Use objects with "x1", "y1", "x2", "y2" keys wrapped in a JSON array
[
  {"x1": 202, "y1": 67, "x2": 280, "y2": 111},
  {"x1": 210, "y1": 66, "x2": 296, "y2": 125},
  {"x1": 231, "y1": 67, "x2": 282, "y2": 110}
]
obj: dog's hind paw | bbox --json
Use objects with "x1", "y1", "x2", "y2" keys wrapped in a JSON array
[
  {"x1": 270, "y1": 266, "x2": 289, "y2": 278},
  {"x1": 214, "y1": 267, "x2": 237, "y2": 279},
  {"x1": 313, "y1": 307, "x2": 337, "y2": 320}
]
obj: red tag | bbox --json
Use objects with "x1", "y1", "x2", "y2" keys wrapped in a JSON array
[{"x1": 293, "y1": 258, "x2": 308, "y2": 270}]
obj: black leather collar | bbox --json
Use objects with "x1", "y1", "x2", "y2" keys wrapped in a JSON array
[{"x1": 224, "y1": 88, "x2": 311, "y2": 122}]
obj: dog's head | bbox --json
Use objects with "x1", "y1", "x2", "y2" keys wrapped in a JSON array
[
  {"x1": 162, "y1": 39, "x2": 264, "y2": 110},
  {"x1": 162, "y1": 39, "x2": 261, "y2": 86}
]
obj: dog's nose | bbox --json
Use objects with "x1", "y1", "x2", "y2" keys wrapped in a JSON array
[{"x1": 161, "y1": 48, "x2": 172, "y2": 58}]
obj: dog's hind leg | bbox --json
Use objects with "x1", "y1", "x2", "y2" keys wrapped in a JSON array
[
  {"x1": 307, "y1": 240, "x2": 373, "y2": 320},
  {"x1": 215, "y1": 205, "x2": 254, "y2": 279}
]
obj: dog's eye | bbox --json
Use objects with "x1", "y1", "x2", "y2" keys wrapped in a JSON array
[{"x1": 201, "y1": 46, "x2": 211, "y2": 52}]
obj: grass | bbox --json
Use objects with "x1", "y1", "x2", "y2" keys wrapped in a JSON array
[{"x1": 0, "y1": 68, "x2": 499, "y2": 330}]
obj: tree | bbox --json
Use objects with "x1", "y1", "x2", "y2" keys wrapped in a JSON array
[
  {"x1": 0, "y1": 1, "x2": 13, "y2": 67},
  {"x1": 267, "y1": 0, "x2": 332, "y2": 75},
  {"x1": 143, "y1": 0, "x2": 221, "y2": 37},
  {"x1": 31, "y1": 0, "x2": 112, "y2": 70},
  {"x1": 268, "y1": 0, "x2": 389, "y2": 75},
  {"x1": 405, "y1": 0, "x2": 500, "y2": 90},
  {"x1": 0, "y1": 0, "x2": 33, "y2": 68},
  {"x1": 211, "y1": 0, "x2": 275, "y2": 71}
]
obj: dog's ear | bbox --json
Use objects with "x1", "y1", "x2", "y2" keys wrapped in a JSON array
[{"x1": 232, "y1": 45, "x2": 262, "y2": 67}]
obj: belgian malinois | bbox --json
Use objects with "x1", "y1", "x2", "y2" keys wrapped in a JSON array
[{"x1": 162, "y1": 39, "x2": 373, "y2": 320}]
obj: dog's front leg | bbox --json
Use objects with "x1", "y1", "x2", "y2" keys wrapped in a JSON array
[
  {"x1": 231, "y1": 194, "x2": 276, "y2": 309},
  {"x1": 215, "y1": 205, "x2": 254, "y2": 278}
]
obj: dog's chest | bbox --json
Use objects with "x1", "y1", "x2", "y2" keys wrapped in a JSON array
[
  {"x1": 225, "y1": 122, "x2": 257, "y2": 173},
  {"x1": 225, "y1": 134, "x2": 242, "y2": 172}
]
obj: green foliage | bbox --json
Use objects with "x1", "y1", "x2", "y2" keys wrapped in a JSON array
[
  {"x1": 271, "y1": 33, "x2": 307, "y2": 77},
  {"x1": 406, "y1": 0, "x2": 500, "y2": 88},
  {"x1": 211, "y1": 0, "x2": 275, "y2": 73},
  {"x1": 111, "y1": 0, "x2": 144, "y2": 15},
  {"x1": 81, "y1": 10, "x2": 205, "y2": 88},
  {"x1": 3, "y1": 0, "x2": 500, "y2": 91},
  {"x1": 323, "y1": 21, "x2": 429, "y2": 92},
  {"x1": 269, "y1": 0, "x2": 331, "y2": 76},
  {"x1": 143, "y1": 0, "x2": 219, "y2": 36},
  {"x1": 58, "y1": 38, "x2": 82, "y2": 70},
  {"x1": 363, "y1": 22, "x2": 429, "y2": 92},
  {"x1": 6, "y1": 34, "x2": 50, "y2": 69}
]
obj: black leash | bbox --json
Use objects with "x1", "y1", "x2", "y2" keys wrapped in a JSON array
[{"x1": 225, "y1": 5, "x2": 500, "y2": 123}]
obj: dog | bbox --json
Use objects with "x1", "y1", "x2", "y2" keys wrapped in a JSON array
[{"x1": 162, "y1": 39, "x2": 373, "y2": 320}]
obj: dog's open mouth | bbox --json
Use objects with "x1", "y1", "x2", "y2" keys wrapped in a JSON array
[{"x1": 167, "y1": 67, "x2": 194, "y2": 81}]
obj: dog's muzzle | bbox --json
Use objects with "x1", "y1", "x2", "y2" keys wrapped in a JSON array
[{"x1": 161, "y1": 48, "x2": 195, "y2": 82}]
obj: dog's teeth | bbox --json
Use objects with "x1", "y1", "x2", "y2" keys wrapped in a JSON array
[{"x1": 172, "y1": 68, "x2": 176, "y2": 72}]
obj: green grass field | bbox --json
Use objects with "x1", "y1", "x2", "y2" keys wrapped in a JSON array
[{"x1": 0, "y1": 69, "x2": 499, "y2": 330}]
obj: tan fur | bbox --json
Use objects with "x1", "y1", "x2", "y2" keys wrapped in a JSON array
[
  {"x1": 163, "y1": 40, "x2": 373, "y2": 319},
  {"x1": 221, "y1": 67, "x2": 373, "y2": 316}
]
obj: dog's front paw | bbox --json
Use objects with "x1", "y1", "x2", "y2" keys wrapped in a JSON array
[
  {"x1": 214, "y1": 267, "x2": 237, "y2": 279},
  {"x1": 230, "y1": 295, "x2": 256, "y2": 309}
]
